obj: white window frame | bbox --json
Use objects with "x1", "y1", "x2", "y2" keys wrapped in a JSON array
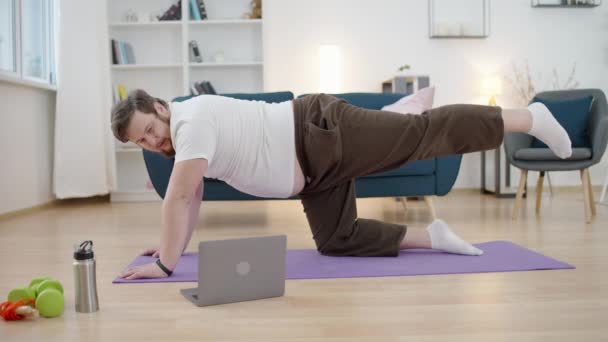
[
  {"x1": 0, "y1": 0, "x2": 57, "y2": 91},
  {"x1": 0, "y1": 0, "x2": 20, "y2": 79}
]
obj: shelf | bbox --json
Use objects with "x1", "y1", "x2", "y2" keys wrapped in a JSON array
[
  {"x1": 108, "y1": 1, "x2": 264, "y2": 202},
  {"x1": 110, "y1": 21, "x2": 182, "y2": 28},
  {"x1": 430, "y1": 35, "x2": 489, "y2": 39},
  {"x1": 112, "y1": 64, "x2": 182, "y2": 70},
  {"x1": 188, "y1": 19, "x2": 262, "y2": 25},
  {"x1": 116, "y1": 148, "x2": 142, "y2": 153},
  {"x1": 189, "y1": 62, "x2": 263, "y2": 68}
]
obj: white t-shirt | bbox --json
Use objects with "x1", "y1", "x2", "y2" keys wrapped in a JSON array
[{"x1": 169, "y1": 95, "x2": 295, "y2": 198}]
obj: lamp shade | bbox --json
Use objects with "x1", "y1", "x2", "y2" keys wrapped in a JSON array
[
  {"x1": 319, "y1": 45, "x2": 341, "y2": 93},
  {"x1": 481, "y1": 77, "x2": 503, "y2": 96}
]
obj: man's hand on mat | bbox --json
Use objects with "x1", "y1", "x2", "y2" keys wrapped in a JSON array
[
  {"x1": 118, "y1": 262, "x2": 168, "y2": 280},
  {"x1": 141, "y1": 246, "x2": 160, "y2": 258},
  {"x1": 141, "y1": 247, "x2": 187, "y2": 258}
]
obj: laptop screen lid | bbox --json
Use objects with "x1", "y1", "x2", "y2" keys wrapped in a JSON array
[{"x1": 195, "y1": 235, "x2": 287, "y2": 306}]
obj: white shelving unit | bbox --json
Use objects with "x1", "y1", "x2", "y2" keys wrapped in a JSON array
[{"x1": 107, "y1": 0, "x2": 263, "y2": 202}]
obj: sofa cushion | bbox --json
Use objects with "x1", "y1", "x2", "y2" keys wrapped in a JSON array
[
  {"x1": 381, "y1": 86, "x2": 435, "y2": 115},
  {"x1": 530, "y1": 95, "x2": 594, "y2": 148},
  {"x1": 173, "y1": 91, "x2": 294, "y2": 103},
  {"x1": 299, "y1": 93, "x2": 408, "y2": 110}
]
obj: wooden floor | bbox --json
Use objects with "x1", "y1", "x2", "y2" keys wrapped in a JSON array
[{"x1": 1, "y1": 189, "x2": 607, "y2": 341}]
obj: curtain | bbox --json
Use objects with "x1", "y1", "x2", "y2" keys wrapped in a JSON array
[{"x1": 53, "y1": 0, "x2": 116, "y2": 198}]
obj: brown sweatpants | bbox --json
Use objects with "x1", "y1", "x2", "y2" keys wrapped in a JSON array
[{"x1": 292, "y1": 94, "x2": 504, "y2": 257}]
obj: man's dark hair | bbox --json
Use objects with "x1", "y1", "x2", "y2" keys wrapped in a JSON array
[{"x1": 110, "y1": 89, "x2": 169, "y2": 143}]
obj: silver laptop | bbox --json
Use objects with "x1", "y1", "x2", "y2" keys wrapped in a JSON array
[{"x1": 180, "y1": 235, "x2": 287, "y2": 306}]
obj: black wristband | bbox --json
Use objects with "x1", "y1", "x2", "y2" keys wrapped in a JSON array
[{"x1": 155, "y1": 259, "x2": 173, "y2": 276}]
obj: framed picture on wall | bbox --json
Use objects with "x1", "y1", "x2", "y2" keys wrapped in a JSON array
[
  {"x1": 428, "y1": 0, "x2": 490, "y2": 38},
  {"x1": 531, "y1": 0, "x2": 601, "y2": 7}
]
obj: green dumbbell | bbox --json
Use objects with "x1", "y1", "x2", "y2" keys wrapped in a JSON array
[
  {"x1": 29, "y1": 276, "x2": 53, "y2": 297},
  {"x1": 7, "y1": 287, "x2": 36, "y2": 302},
  {"x1": 5, "y1": 275, "x2": 53, "y2": 303},
  {"x1": 37, "y1": 279, "x2": 64, "y2": 295},
  {"x1": 36, "y1": 288, "x2": 64, "y2": 318}
]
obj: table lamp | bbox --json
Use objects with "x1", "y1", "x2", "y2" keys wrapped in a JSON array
[
  {"x1": 481, "y1": 77, "x2": 502, "y2": 106},
  {"x1": 319, "y1": 45, "x2": 341, "y2": 93}
]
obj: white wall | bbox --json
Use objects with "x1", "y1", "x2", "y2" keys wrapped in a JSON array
[
  {"x1": 263, "y1": 0, "x2": 608, "y2": 188},
  {"x1": 0, "y1": 81, "x2": 56, "y2": 215}
]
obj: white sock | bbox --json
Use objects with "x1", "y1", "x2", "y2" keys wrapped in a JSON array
[
  {"x1": 426, "y1": 219, "x2": 483, "y2": 256},
  {"x1": 527, "y1": 102, "x2": 572, "y2": 159}
]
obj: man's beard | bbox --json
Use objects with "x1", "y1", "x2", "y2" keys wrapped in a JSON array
[
  {"x1": 159, "y1": 145, "x2": 176, "y2": 158},
  {"x1": 157, "y1": 114, "x2": 176, "y2": 158}
]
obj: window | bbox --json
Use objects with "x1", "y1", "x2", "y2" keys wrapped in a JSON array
[
  {"x1": 0, "y1": 0, "x2": 57, "y2": 87},
  {"x1": 0, "y1": 0, "x2": 16, "y2": 73},
  {"x1": 22, "y1": 0, "x2": 49, "y2": 81}
]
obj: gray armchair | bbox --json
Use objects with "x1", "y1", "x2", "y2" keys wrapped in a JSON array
[{"x1": 504, "y1": 89, "x2": 608, "y2": 223}]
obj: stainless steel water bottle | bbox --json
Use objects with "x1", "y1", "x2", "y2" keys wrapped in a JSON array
[{"x1": 73, "y1": 240, "x2": 99, "y2": 313}]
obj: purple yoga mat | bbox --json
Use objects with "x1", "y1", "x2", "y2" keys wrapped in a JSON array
[{"x1": 113, "y1": 241, "x2": 574, "y2": 283}]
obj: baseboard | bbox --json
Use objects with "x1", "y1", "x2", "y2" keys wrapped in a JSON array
[
  {"x1": 56, "y1": 195, "x2": 110, "y2": 206},
  {"x1": 0, "y1": 200, "x2": 59, "y2": 220},
  {"x1": 0, "y1": 195, "x2": 116, "y2": 220}
]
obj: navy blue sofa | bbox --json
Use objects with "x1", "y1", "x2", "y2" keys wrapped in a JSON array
[{"x1": 142, "y1": 92, "x2": 463, "y2": 207}]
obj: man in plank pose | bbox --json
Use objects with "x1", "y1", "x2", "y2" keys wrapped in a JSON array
[{"x1": 112, "y1": 90, "x2": 571, "y2": 279}]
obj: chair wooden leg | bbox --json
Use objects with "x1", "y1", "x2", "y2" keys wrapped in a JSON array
[
  {"x1": 513, "y1": 169, "x2": 528, "y2": 220},
  {"x1": 600, "y1": 168, "x2": 608, "y2": 204},
  {"x1": 399, "y1": 197, "x2": 408, "y2": 212},
  {"x1": 584, "y1": 169, "x2": 597, "y2": 216},
  {"x1": 536, "y1": 171, "x2": 545, "y2": 215},
  {"x1": 581, "y1": 169, "x2": 593, "y2": 223},
  {"x1": 546, "y1": 172, "x2": 553, "y2": 197},
  {"x1": 423, "y1": 196, "x2": 437, "y2": 220}
]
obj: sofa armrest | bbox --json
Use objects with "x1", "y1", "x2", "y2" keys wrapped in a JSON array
[
  {"x1": 142, "y1": 149, "x2": 174, "y2": 199},
  {"x1": 435, "y1": 154, "x2": 463, "y2": 195}
]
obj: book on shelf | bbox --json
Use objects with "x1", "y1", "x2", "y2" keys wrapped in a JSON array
[
  {"x1": 190, "y1": 84, "x2": 199, "y2": 96},
  {"x1": 111, "y1": 84, "x2": 131, "y2": 105},
  {"x1": 202, "y1": 81, "x2": 216, "y2": 94},
  {"x1": 197, "y1": 0, "x2": 208, "y2": 20},
  {"x1": 190, "y1": 80, "x2": 217, "y2": 95},
  {"x1": 117, "y1": 84, "x2": 128, "y2": 101},
  {"x1": 112, "y1": 40, "x2": 122, "y2": 64},
  {"x1": 158, "y1": 0, "x2": 181, "y2": 21},
  {"x1": 110, "y1": 39, "x2": 119, "y2": 64},
  {"x1": 112, "y1": 83, "x2": 120, "y2": 104},
  {"x1": 120, "y1": 42, "x2": 128, "y2": 64},
  {"x1": 193, "y1": 82, "x2": 205, "y2": 95},
  {"x1": 189, "y1": 0, "x2": 201, "y2": 20},
  {"x1": 124, "y1": 43, "x2": 136, "y2": 64},
  {"x1": 188, "y1": 0, "x2": 207, "y2": 20},
  {"x1": 111, "y1": 40, "x2": 136, "y2": 64}
]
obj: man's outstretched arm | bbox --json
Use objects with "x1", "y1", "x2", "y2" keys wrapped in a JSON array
[
  {"x1": 182, "y1": 178, "x2": 204, "y2": 254},
  {"x1": 160, "y1": 158, "x2": 208, "y2": 271},
  {"x1": 137, "y1": 179, "x2": 203, "y2": 259},
  {"x1": 119, "y1": 158, "x2": 207, "y2": 280}
]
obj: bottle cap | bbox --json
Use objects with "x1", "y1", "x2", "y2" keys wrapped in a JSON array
[{"x1": 74, "y1": 240, "x2": 94, "y2": 260}]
